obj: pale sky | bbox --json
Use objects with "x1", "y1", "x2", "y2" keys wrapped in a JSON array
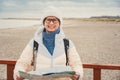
[{"x1": 0, "y1": 0, "x2": 120, "y2": 18}]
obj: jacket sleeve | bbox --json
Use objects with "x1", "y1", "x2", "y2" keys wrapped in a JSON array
[
  {"x1": 68, "y1": 40, "x2": 83, "y2": 80},
  {"x1": 13, "y1": 39, "x2": 33, "y2": 80}
]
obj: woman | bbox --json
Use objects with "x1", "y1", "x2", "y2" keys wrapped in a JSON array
[{"x1": 14, "y1": 9, "x2": 83, "y2": 80}]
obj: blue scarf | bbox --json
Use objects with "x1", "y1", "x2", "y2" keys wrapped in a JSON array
[{"x1": 42, "y1": 28, "x2": 60, "y2": 55}]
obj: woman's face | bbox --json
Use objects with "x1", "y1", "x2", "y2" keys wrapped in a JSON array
[{"x1": 44, "y1": 16, "x2": 60, "y2": 32}]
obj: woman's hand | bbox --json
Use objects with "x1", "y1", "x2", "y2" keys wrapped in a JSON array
[
  {"x1": 72, "y1": 73, "x2": 80, "y2": 80},
  {"x1": 16, "y1": 75, "x2": 23, "y2": 80}
]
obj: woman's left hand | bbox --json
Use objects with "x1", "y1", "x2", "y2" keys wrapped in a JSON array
[{"x1": 72, "y1": 73, "x2": 80, "y2": 80}]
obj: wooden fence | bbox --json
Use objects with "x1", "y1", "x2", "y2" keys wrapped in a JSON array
[{"x1": 0, "y1": 59, "x2": 120, "y2": 80}]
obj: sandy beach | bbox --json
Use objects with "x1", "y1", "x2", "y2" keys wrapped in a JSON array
[{"x1": 0, "y1": 19, "x2": 120, "y2": 80}]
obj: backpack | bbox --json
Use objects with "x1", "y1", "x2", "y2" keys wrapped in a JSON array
[{"x1": 33, "y1": 38, "x2": 69, "y2": 70}]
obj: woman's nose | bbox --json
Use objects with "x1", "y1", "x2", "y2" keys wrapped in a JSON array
[{"x1": 49, "y1": 21, "x2": 54, "y2": 24}]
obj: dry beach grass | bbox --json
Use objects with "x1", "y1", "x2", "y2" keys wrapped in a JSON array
[{"x1": 0, "y1": 18, "x2": 120, "y2": 80}]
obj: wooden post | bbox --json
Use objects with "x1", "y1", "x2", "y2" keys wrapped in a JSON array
[
  {"x1": 7, "y1": 64, "x2": 15, "y2": 80},
  {"x1": 93, "y1": 68, "x2": 101, "y2": 80}
]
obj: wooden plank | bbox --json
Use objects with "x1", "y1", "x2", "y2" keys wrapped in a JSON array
[
  {"x1": 0, "y1": 60, "x2": 120, "y2": 70},
  {"x1": 83, "y1": 63, "x2": 120, "y2": 70},
  {"x1": 0, "y1": 59, "x2": 16, "y2": 65}
]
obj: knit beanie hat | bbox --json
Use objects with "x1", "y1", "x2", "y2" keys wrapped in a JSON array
[{"x1": 40, "y1": 6, "x2": 63, "y2": 26}]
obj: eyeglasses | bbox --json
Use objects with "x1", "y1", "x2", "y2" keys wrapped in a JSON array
[{"x1": 45, "y1": 18, "x2": 59, "y2": 24}]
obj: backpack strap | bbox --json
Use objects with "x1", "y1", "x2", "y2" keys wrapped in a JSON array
[
  {"x1": 63, "y1": 38, "x2": 69, "y2": 66},
  {"x1": 33, "y1": 40, "x2": 39, "y2": 71},
  {"x1": 33, "y1": 39, "x2": 69, "y2": 69}
]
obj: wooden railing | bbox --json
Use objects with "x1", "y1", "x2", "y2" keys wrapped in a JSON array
[{"x1": 0, "y1": 59, "x2": 120, "y2": 80}]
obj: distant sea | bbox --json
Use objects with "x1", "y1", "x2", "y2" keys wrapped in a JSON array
[{"x1": 0, "y1": 19, "x2": 40, "y2": 29}]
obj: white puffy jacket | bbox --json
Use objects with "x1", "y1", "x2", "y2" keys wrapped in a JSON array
[{"x1": 14, "y1": 27, "x2": 83, "y2": 80}]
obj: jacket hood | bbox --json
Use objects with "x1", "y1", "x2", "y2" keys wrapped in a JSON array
[{"x1": 34, "y1": 26, "x2": 65, "y2": 43}]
